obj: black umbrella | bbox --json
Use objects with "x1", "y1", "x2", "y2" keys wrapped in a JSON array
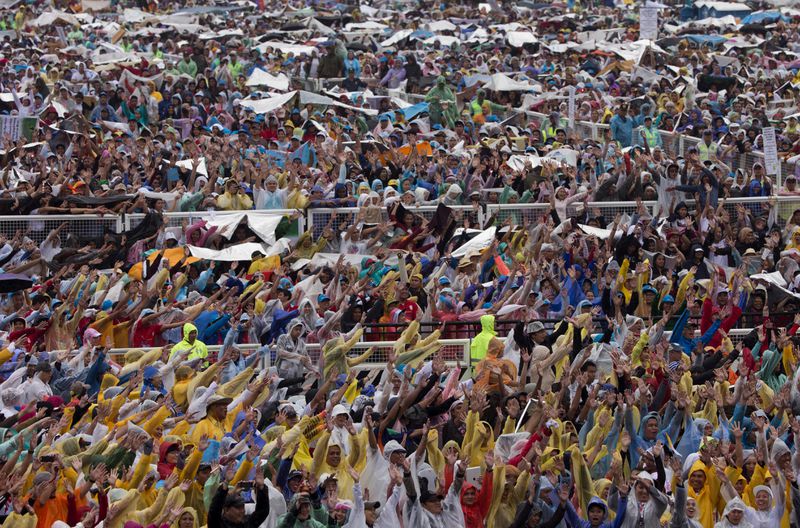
[
  {"x1": 740, "y1": 23, "x2": 767, "y2": 35},
  {"x1": 279, "y1": 23, "x2": 307, "y2": 31},
  {"x1": 346, "y1": 42, "x2": 370, "y2": 52},
  {"x1": 0, "y1": 274, "x2": 33, "y2": 294},
  {"x1": 697, "y1": 74, "x2": 737, "y2": 92}
]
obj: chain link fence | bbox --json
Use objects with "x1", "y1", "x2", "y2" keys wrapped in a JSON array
[
  {"x1": 487, "y1": 195, "x2": 800, "y2": 228},
  {"x1": 8, "y1": 196, "x2": 800, "y2": 249},
  {"x1": 0, "y1": 214, "x2": 123, "y2": 244},
  {"x1": 99, "y1": 330, "x2": 754, "y2": 369},
  {"x1": 306, "y1": 205, "x2": 483, "y2": 239},
  {"x1": 125, "y1": 210, "x2": 304, "y2": 239},
  {"x1": 102, "y1": 339, "x2": 472, "y2": 369}
]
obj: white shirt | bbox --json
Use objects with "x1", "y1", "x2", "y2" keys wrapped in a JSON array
[{"x1": 20, "y1": 373, "x2": 52, "y2": 405}]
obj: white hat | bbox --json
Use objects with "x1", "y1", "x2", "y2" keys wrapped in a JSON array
[
  {"x1": 332, "y1": 404, "x2": 349, "y2": 417},
  {"x1": 319, "y1": 472, "x2": 338, "y2": 484},
  {"x1": 635, "y1": 471, "x2": 658, "y2": 485}
]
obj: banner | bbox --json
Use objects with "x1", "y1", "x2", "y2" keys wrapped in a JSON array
[
  {"x1": 188, "y1": 242, "x2": 271, "y2": 262},
  {"x1": 568, "y1": 85, "x2": 576, "y2": 130},
  {"x1": 245, "y1": 69, "x2": 290, "y2": 91},
  {"x1": 762, "y1": 127, "x2": 779, "y2": 176},
  {"x1": 119, "y1": 69, "x2": 164, "y2": 92},
  {"x1": 639, "y1": 7, "x2": 659, "y2": 41},
  {"x1": 82, "y1": 0, "x2": 111, "y2": 11},
  {"x1": 0, "y1": 116, "x2": 37, "y2": 141}
]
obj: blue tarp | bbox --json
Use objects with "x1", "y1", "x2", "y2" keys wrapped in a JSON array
[
  {"x1": 379, "y1": 102, "x2": 430, "y2": 122},
  {"x1": 409, "y1": 30, "x2": 434, "y2": 39},
  {"x1": 685, "y1": 34, "x2": 728, "y2": 46},
  {"x1": 289, "y1": 141, "x2": 317, "y2": 168},
  {"x1": 741, "y1": 11, "x2": 786, "y2": 24}
]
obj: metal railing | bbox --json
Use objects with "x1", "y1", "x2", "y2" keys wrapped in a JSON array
[
  {"x1": 95, "y1": 329, "x2": 756, "y2": 369},
  {"x1": 485, "y1": 195, "x2": 800, "y2": 227},
  {"x1": 1, "y1": 210, "x2": 303, "y2": 244},
  {"x1": 5, "y1": 194, "x2": 800, "y2": 249},
  {"x1": 306, "y1": 205, "x2": 484, "y2": 239},
  {"x1": 125, "y1": 209, "x2": 305, "y2": 238},
  {"x1": 525, "y1": 109, "x2": 795, "y2": 188},
  {"x1": 0, "y1": 214, "x2": 123, "y2": 243},
  {"x1": 99, "y1": 338, "x2": 473, "y2": 370}
]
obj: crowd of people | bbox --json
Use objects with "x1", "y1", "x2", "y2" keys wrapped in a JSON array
[{"x1": 0, "y1": 0, "x2": 799, "y2": 527}]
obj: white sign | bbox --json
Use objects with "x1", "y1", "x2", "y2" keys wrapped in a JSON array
[
  {"x1": 0, "y1": 116, "x2": 35, "y2": 141},
  {"x1": 568, "y1": 86, "x2": 576, "y2": 130},
  {"x1": 763, "y1": 127, "x2": 779, "y2": 176},
  {"x1": 639, "y1": 8, "x2": 659, "y2": 41}
]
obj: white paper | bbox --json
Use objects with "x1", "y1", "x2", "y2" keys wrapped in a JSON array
[
  {"x1": 174, "y1": 157, "x2": 208, "y2": 177},
  {"x1": 422, "y1": 35, "x2": 460, "y2": 47},
  {"x1": 507, "y1": 31, "x2": 537, "y2": 48},
  {"x1": 32, "y1": 11, "x2": 81, "y2": 27},
  {"x1": 545, "y1": 148, "x2": 579, "y2": 167},
  {"x1": 578, "y1": 224, "x2": 613, "y2": 239},
  {"x1": 291, "y1": 258, "x2": 311, "y2": 271},
  {"x1": 452, "y1": 226, "x2": 496, "y2": 258},
  {"x1": 82, "y1": 0, "x2": 110, "y2": 11},
  {"x1": 254, "y1": 41, "x2": 317, "y2": 56},
  {"x1": 482, "y1": 73, "x2": 539, "y2": 92},
  {"x1": 762, "y1": 127, "x2": 779, "y2": 176},
  {"x1": 344, "y1": 21, "x2": 389, "y2": 31},
  {"x1": 188, "y1": 242, "x2": 270, "y2": 262},
  {"x1": 380, "y1": 29, "x2": 413, "y2": 47},
  {"x1": 246, "y1": 214, "x2": 284, "y2": 246},
  {"x1": 297, "y1": 91, "x2": 378, "y2": 116},
  {"x1": 752, "y1": 271, "x2": 788, "y2": 288},
  {"x1": 198, "y1": 29, "x2": 244, "y2": 40},
  {"x1": 310, "y1": 253, "x2": 399, "y2": 269},
  {"x1": 238, "y1": 91, "x2": 298, "y2": 115},
  {"x1": 245, "y1": 69, "x2": 290, "y2": 91},
  {"x1": 138, "y1": 189, "x2": 179, "y2": 208},
  {"x1": 205, "y1": 213, "x2": 247, "y2": 240}
]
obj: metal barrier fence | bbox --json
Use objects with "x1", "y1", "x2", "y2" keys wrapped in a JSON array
[
  {"x1": 124, "y1": 209, "x2": 305, "y2": 239},
  {"x1": 360, "y1": 315, "x2": 771, "y2": 340},
  {"x1": 0, "y1": 214, "x2": 123, "y2": 244},
  {"x1": 486, "y1": 195, "x2": 800, "y2": 228},
  {"x1": 102, "y1": 338, "x2": 473, "y2": 370},
  {"x1": 524, "y1": 110, "x2": 795, "y2": 188},
  {"x1": 15, "y1": 210, "x2": 306, "y2": 243},
  {"x1": 6, "y1": 195, "x2": 800, "y2": 249},
  {"x1": 100, "y1": 329, "x2": 755, "y2": 369},
  {"x1": 305, "y1": 204, "x2": 484, "y2": 239}
]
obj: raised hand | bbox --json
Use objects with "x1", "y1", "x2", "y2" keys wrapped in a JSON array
[
  {"x1": 732, "y1": 421, "x2": 744, "y2": 440},
  {"x1": 89, "y1": 463, "x2": 108, "y2": 485},
  {"x1": 558, "y1": 483, "x2": 570, "y2": 504},
  {"x1": 388, "y1": 464, "x2": 403, "y2": 486},
  {"x1": 670, "y1": 456, "x2": 682, "y2": 475},
  {"x1": 164, "y1": 472, "x2": 179, "y2": 491},
  {"x1": 618, "y1": 480, "x2": 630, "y2": 496},
  {"x1": 652, "y1": 440, "x2": 663, "y2": 458},
  {"x1": 346, "y1": 465, "x2": 360, "y2": 483},
  {"x1": 485, "y1": 449, "x2": 495, "y2": 469}
]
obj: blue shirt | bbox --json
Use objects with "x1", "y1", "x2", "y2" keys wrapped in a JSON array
[{"x1": 610, "y1": 114, "x2": 634, "y2": 147}]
